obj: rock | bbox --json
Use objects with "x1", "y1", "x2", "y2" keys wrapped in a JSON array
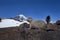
[
  {"x1": 56, "y1": 20, "x2": 60, "y2": 25},
  {"x1": 30, "y1": 20, "x2": 46, "y2": 29}
]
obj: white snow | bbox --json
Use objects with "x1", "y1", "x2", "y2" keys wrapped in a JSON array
[
  {"x1": 18, "y1": 14, "x2": 27, "y2": 21},
  {"x1": 0, "y1": 19, "x2": 30, "y2": 28}
]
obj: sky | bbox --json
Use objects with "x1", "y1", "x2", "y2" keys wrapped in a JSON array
[{"x1": 0, "y1": 0, "x2": 60, "y2": 22}]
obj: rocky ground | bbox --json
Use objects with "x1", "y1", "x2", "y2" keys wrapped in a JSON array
[{"x1": 0, "y1": 26, "x2": 60, "y2": 40}]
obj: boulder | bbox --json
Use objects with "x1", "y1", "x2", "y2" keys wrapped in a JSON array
[
  {"x1": 56, "y1": 20, "x2": 60, "y2": 25},
  {"x1": 30, "y1": 20, "x2": 46, "y2": 29}
]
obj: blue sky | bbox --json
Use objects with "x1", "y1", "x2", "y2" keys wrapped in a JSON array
[{"x1": 0, "y1": 0, "x2": 60, "y2": 22}]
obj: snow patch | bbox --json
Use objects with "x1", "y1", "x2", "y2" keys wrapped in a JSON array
[
  {"x1": 18, "y1": 14, "x2": 27, "y2": 21},
  {"x1": 0, "y1": 19, "x2": 30, "y2": 28}
]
